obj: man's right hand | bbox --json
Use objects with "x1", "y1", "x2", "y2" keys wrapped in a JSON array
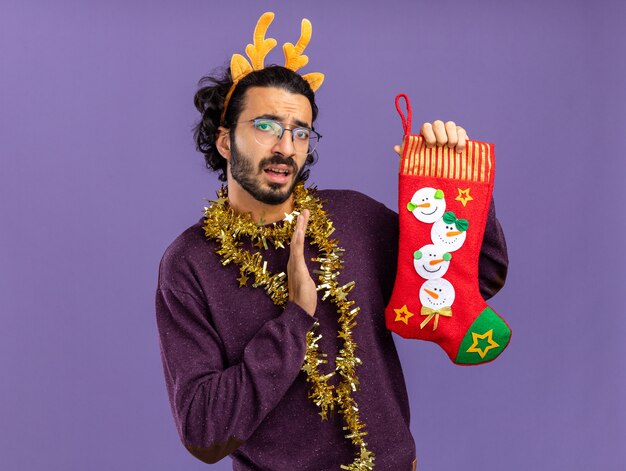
[
  {"x1": 287, "y1": 209, "x2": 317, "y2": 317},
  {"x1": 393, "y1": 121, "x2": 470, "y2": 155}
]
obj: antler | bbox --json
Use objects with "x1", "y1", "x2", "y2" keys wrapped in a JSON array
[
  {"x1": 283, "y1": 19, "x2": 312, "y2": 72},
  {"x1": 223, "y1": 13, "x2": 324, "y2": 123},
  {"x1": 245, "y1": 12, "x2": 277, "y2": 70}
]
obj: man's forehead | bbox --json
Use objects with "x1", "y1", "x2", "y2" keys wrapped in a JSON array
[{"x1": 241, "y1": 86, "x2": 312, "y2": 124}]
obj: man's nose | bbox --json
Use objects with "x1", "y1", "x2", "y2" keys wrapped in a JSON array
[{"x1": 272, "y1": 129, "x2": 296, "y2": 156}]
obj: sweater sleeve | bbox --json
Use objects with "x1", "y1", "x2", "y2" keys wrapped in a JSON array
[
  {"x1": 478, "y1": 197, "x2": 509, "y2": 300},
  {"x1": 156, "y1": 287, "x2": 315, "y2": 464}
]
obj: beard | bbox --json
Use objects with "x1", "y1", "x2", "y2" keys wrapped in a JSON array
[{"x1": 229, "y1": 140, "x2": 302, "y2": 205}]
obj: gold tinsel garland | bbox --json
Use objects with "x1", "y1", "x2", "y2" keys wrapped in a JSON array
[{"x1": 202, "y1": 184, "x2": 375, "y2": 470}]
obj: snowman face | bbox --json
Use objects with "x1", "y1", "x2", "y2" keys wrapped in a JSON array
[
  {"x1": 413, "y1": 244, "x2": 451, "y2": 279},
  {"x1": 419, "y1": 278, "x2": 455, "y2": 309},
  {"x1": 408, "y1": 187, "x2": 446, "y2": 223},
  {"x1": 431, "y1": 218, "x2": 467, "y2": 252}
]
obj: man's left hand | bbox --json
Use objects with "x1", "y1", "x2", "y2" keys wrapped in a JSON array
[{"x1": 393, "y1": 120, "x2": 469, "y2": 156}]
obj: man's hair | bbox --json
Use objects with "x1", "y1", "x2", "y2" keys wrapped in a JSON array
[{"x1": 193, "y1": 65, "x2": 319, "y2": 182}]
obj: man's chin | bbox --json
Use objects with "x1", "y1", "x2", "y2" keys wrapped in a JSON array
[
  {"x1": 240, "y1": 180, "x2": 295, "y2": 206},
  {"x1": 259, "y1": 184, "x2": 294, "y2": 205}
]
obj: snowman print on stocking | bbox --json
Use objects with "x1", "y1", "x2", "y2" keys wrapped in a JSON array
[
  {"x1": 407, "y1": 187, "x2": 446, "y2": 223},
  {"x1": 409, "y1": 187, "x2": 469, "y2": 330},
  {"x1": 413, "y1": 244, "x2": 452, "y2": 279},
  {"x1": 430, "y1": 211, "x2": 469, "y2": 252},
  {"x1": 418, "y1": 278, "x2": 455, "y2": 330}
]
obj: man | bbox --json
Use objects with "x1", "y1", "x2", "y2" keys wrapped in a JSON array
[{"x1": 156, "y1": 14, "x2": 507, "y2": 471}]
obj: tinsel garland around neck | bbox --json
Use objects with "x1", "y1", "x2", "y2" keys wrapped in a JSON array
[{"x1": 202, "y1": 184, "x2": 375, "y2": 470}]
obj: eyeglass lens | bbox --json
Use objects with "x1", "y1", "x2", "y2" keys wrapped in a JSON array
[{"x1": 252, "y1": 119, "x2": 319, "y2": 154}]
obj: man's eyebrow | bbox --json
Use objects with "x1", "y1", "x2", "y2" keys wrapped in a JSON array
[{"x1": 255, "y1": 114, "x2": 312, "y2": 129}]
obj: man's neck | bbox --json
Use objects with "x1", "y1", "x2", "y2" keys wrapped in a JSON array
[{"x1": 226, "y1": 179, "x2": 295, "y2": 225}]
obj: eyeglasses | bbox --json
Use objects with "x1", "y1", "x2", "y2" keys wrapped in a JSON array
[{"x1": 238, "y1": 118, "x2": 321, "y2": 155}]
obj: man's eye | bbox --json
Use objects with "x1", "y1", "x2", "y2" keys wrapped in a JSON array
[
  {"x1": 293, "y1": 129, "x2": 310, "y2": 140},
  {"x1": 255, "y1": 120, "x2": 278, "y2": 133},
  {"x1": 256, "y1": 123, "x2": 271, "y2": 131}
]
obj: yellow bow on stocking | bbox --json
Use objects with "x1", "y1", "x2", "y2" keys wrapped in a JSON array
[{"x1": 420, "y1": 306, "x2": 453, "y2": 330}]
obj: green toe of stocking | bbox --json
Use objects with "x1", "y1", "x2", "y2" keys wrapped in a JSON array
[{"x1": 455, "y1": 307, "x2": 511, "y2": 365}]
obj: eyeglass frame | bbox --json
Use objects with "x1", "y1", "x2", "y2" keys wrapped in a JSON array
[{"x1": 235, "y1": 118, "x2": 322, "y2": 155}]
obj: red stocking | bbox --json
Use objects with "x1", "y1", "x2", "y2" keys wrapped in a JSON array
[{"x1": 385, "y1": 94, "x2": 511, "y2": 365}]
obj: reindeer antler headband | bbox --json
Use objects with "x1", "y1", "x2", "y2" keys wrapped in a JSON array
[{"x1": 220, "y1": 12, "x2": 325, "y2": 123}]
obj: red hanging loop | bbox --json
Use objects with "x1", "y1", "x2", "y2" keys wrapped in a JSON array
[{"x1": 395, "y1": 93, "x2": 412, "y2": 136}]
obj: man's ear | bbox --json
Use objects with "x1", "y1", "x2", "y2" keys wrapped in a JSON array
[{"x1": 216, "y1": 126, "x2": 231, "y2": 160}]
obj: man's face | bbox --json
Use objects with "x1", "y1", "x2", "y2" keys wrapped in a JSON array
[{"x1": 227, "y1": 86, "x2": 313, "y2": 205}]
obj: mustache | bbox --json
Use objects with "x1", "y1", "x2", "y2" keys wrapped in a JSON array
[{"x1": 259, "y1": 155, "x2": 298, "y2": 172}]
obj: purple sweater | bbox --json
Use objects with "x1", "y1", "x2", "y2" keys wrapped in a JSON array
[{"x1": 156, "y1": 189, "x2": 508, "y2": 470}]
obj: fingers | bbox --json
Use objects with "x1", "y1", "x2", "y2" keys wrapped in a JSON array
[
  {"x1": 288, "y1": 209, "x2": 317, "y2": 316},
  {"x1": 456, "y1": 126, "x2": 469, "y2": 153},
  {"x1": 393, "y1": 144, "x2": 401, "y2": 156},
  {"x1": 420, "y1": 120, "x2": 470, "y2": 154},
  {"x1": 420, "y1": 122, "x2": 436, "y2": 147},
  {"x1": 298, "y1": 208, "x2": 310, "y2": 237},
  {"x1": 290, "y1": 209, "x2": 309, "y2": 258},
  {"x1": 444, "y1": 121, "x2": 458, "y2": 148},
  {"x1": 432, "y1": 120, "x2": 448, "y2": 147}
]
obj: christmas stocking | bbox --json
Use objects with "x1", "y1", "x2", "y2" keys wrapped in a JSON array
[{"x1": 385, "y1": 94, "x2": 511, "y2": 365}]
